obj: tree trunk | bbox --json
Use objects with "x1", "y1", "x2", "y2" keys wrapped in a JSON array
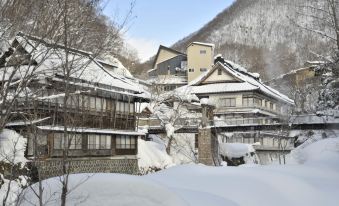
[{"x1": 166, "y1": 136, "x2": 174, "y2": 155}]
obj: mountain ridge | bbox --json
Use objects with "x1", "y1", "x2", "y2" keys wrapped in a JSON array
[{"x1": 170, "y1": 0, "x2": 331, "y2": 80}]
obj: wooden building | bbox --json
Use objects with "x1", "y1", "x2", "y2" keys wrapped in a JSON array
[
  {"x1": 176, "y1": 56, "x2": 295, "y2": 164},
  {"x1": 0, "y1": 33, "x2": 149, "y2": 177}
]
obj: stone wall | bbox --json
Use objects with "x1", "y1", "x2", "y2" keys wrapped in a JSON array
[
  {"x1": 36, "y1": 158, "x2": 138, "y2": 179},
  {"x1": 198, "y1": 128, "x2": 220, "y2": 166}
]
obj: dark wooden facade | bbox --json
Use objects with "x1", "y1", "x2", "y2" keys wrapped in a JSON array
[{"x1": 1, "y1": 33, "x2": 147, "y2": 169}]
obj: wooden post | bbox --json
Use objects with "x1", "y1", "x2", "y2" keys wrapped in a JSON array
[
  {"x1": 125, "y1": 96, "x2": 130, "y2": 129},
  {"x1": 113, "y1": 94, "x2": 117, "y2": 129}
]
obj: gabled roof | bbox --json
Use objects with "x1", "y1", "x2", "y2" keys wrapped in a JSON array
[
  {"x1": 186, "y1": 60, "x2": 294, "y2": 105},
  {"x1": 1, "y1": 33, "x2": 146, "y2": 96},
  {"x1": 187, "y1": 42, "x2": 215, "y2": 48},
  {"x1": 190, "y1": 62, "x2": 243, "y2": 85},
  {"x1": 152, "y1": 45, "x2": 186, "y2": 68}
]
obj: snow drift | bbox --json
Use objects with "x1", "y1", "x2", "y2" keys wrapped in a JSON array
[{"x1": 19, "y1": 137, "x2": 339, "y2": 206}]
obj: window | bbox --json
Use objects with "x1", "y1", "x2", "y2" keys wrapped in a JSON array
[
  {"x1": 221, "y1": 98, "x2": 236, "y2": 107},
  {"x1": 116, "y1": 135, "x2": 136, "y2": 149},
  {"x1": 254, "y1": 98, "x2": 262, "y2": 107},
  {"x1": 90, "y1": 96, "x2": 96, "y2": 109},
  {"x1": 69, "y1": 134, "x2": 82, "y2": 149},
  {"x1": 53, "y1": 133, "x2": 63, "y2": 149},
  {"x1": 218, "y1": 68, "x2": 222, "y2": 75},
  {"x1": 200, "y1": 68, "x2": 207, "y2": 72},
  {"x1": 125, "y1": 102, "x2": 130, "y2": 113},
  {"x1": 130, "y1": 103, "x2": 134, "y2": 114},
  {"x1": 200, "y1": 50, "x2": 206, "y2": 54},
  {"x1": 243, "y1": 97, "x2": 254, "y2": 107},
  {"x1": 276, "y1": 104, "x2": 281, "y2": 113},
  {"x1": 270, "y1": 102, "x2": 274, "y2": 110},
  {"x1": 82, "y1": 95, "x2": 89, "y2": 109},
  {"x1": 88, "y1": 135, "x2": 111, "y2": 150},
  {"x1": 116, "y1": 101, "x2": 124, "y2": 112},
  {"x1": 53, "y1": 133, "x2": 82, "y2": 150},
  {"x1": 189, "y1": 68, "x2": 194, "y2": 72},
  {"x1": 96, "y1": 97, "x2": 102, "y2": 111}
]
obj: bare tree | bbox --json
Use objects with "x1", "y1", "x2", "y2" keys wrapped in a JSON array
[
  {"x1": 292, "y1": 0, "x2": 339, "y2": 52},
  {"x1": 1, "y1": 0, "x2": 136, "y2": 205},
  {"x1": 148, "y1": 83, "x2": 200, "y2": 155}
]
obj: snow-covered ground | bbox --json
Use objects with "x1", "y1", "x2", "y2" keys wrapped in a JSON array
[{"x1": 17, "y1": 137, "x2": 339, "y2": 206}]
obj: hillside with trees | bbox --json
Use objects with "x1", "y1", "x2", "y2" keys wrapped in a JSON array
[{"x1": 134, "y1": 0, "x2": 333, "y2": 80}]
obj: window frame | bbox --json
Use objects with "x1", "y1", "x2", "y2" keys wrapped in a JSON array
[
  {"x1": 200, "y1": 50, "x2": 207, "y2": 54},
  {"x1": 53, "y1": 133, "x2": 82, "y2": 150},
  {"x1": 116, "y1": 135, "x2": 136, "y2": 149},
  {"x1": 88, "y1": 134, "x2": 111, "y2": 150},
  {"x1": 221, "y1": 98, "x2": 236, "y2": 107}
]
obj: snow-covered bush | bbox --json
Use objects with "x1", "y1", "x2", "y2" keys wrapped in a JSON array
[
  {"x1": 137, "y1": 138, "x2": 174, "y2": 174},
  {"x1": 219, "y1": 143, "x2": 259, "y2": 166},
  {"x1": 0, "y1": 129, "x2": 27, "y2": 167},
  {"x1": 0, "y1": 129, "x2": 29, "y2": 206}
]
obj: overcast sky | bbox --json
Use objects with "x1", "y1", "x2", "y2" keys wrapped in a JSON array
[{"x1": 103, "y1": 0, "x2": 235, "y2": 62}]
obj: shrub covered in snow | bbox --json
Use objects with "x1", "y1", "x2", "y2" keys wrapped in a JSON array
[
  {"x1": 219, "y1": 143, "x2": 258, "y2": 166},
  {"x1": 138, "y1": 138, "x2": 174, "y2": 174},
  {"x1": 0, "y1": 129, "x2": 27, "y2": 167}
]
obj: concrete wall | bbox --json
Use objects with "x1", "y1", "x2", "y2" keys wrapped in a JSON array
[
  {"x1": 154, "y1": 49, "x2": 180, "y2": 68},
  {"x1": 187, "y1": 43, "x2": 214, "y2": 83}
]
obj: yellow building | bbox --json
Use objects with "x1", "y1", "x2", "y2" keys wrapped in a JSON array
[
  {"x1": 187, "y1": 42, "x2": 215, "y2": 83},
  {"x1": 148, "y1": 42, "x2": 215, "y2": 91}
]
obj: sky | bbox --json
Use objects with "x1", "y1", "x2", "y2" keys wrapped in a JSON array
[{"x1": 103, "y1": 0, "x2": 235, "y2": 62}]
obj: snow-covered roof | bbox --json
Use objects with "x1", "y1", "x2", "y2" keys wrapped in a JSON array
[
  {"x1": 37, "y1": 125, "x2": 146, "y2": 136},
  {"x1": 4, "y1": 33, "x2": 145, "y2": 95},
  {"x1": 214, "y1": 108, "x2": 278, "y2": 117},
  {"x1": 187, "y1": 60, "x2": 294, "y2": 105},
  {"x1": 148, "y1": 76, "x2": 187, "y2": 85},
  {"x1": 187, "y1": 42, "x2": 215, "y2": 48},
  {"x1": 96, "y1": 56, "x2": 133, "y2": 78},
  {"x1": 291, "y1": 114, "x2": 339, "y2": 124},
  {"x1": 184, "y1": 82, "x2": 258, "y2": 94},
  {"x1": 267, "y1": 66, "x2": 316, "y2": 83},
  {"x1": 6, "y1": 117, "x2": 50, "y2": 127}
]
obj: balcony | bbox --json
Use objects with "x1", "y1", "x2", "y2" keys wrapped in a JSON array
[
  {"x1": 215, "y1": 105, "x2": 281, "y2": 116},
  {"x1": 213, "y1": 117, "x2": 280, "y2": 127}
]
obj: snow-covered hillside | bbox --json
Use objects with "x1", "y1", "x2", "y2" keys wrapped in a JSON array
[
  {"x1": 19, "y1": 137, "x2": 339, "y2": 206},
  {"x1": 172, "y1": 0, "x2": 331, "y2": 79}
]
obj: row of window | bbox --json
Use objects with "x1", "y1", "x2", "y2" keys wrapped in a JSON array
[
  {"x1": 188, "y1": 68, "x2": 208, "y2": 73},
  {"x1": 53, "y1": 133, "x2": 136, "y2": 150},
  {"x1": 219, "y1": 97, "x2": 280, "y2": 112},
  {"x1": 163, "y1": 85, "x2": 178, "y2": 91},
  {"x1": 222, "y1": 137, "x2": 294, "y2": 148},
  {"x1": 116, "y1": 135, "x2": 136, "y2": 149},
  {"x1": 45, "y1": 95, "x2": 134, "y2": 113},
  {"x1": 222, "y1": 118, "x2": 274, "y2": 126}
]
